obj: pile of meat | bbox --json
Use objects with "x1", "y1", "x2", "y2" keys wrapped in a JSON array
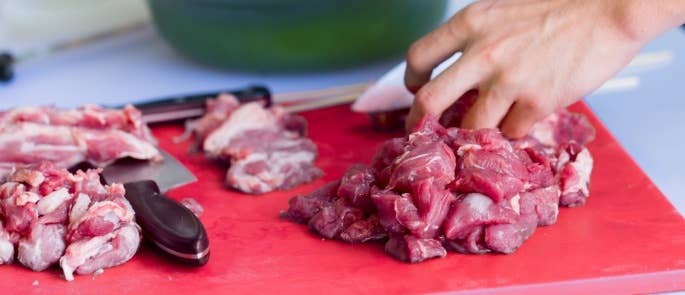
[
  {"x1": 0, "y1": 162, "x2": 141, "y2": 280},
  {"x1": 0, "y1": 105, "x2": 161, "y2": 178},
  {"x1": 187, "y1": 94, "x2": 322, "y2": 194},
  {"x1": 282, "y1": 108, "x2": 595, "y2": 263}
]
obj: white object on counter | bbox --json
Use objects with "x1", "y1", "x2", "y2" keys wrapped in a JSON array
[{"x1": 0, "y1": 0, "x2": 149, "y2": 51}]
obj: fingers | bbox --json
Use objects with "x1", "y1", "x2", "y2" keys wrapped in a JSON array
[
  {"x1": 460, "y1": 84, "x2": 516, "y2": 130},
  {"x1": 404, "y1": 14, "x2": 470, "y2": 93},
  {"x1": 500, "y1": 100, "x2": 550, "y2": 138},
  {"x1": 405, "y1": 53, "x2": 487, "y2": 130}
]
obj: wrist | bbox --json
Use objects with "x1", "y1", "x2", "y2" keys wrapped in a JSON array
[{"x1": 615, "y1": 0, "x2": 685, "y2": 43}]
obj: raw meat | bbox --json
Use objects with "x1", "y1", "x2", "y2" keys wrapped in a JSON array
[
  {"x1": 187, "y1": 94, "x2": 322, "y2": 194},
  {"x1": 0, "y1": 105, "x2": 160, "y2": 178},
  {"x1": 0, "y1": 162, "x2": 141, "y2": 280},
  {"x1": 283, "y1": 106, "x2": 595, "y2": 263}
]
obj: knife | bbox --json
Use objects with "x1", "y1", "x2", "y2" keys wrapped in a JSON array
[
  {"x1": 74, "y1": 150, "x2": 210, "y2": 266},
  {"x1": 133, "y1": 83, "x2": 370, "y2": 124}
]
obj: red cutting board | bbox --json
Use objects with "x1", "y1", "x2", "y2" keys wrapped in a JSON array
[{"x1": 1, "y1": 102, "x2": 685, "y2": 294}]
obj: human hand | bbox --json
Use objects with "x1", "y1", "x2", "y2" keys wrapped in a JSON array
[{"x1": 404, "y1": 0, "x2": 654, "y2": 137}]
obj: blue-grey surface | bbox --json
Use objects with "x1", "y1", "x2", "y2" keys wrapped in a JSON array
[{"x1": 585, "y1": 28, "x2": 685, "y2": 215}]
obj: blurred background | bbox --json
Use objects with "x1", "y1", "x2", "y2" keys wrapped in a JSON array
[{"x1": 0, "y1": 0, "x2": 684, "y2": 219}]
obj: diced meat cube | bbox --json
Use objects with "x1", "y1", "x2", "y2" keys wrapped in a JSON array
[
  {"x1": 388, "y1": 141, "x2": 456, "y2": 191},
  {"x1": 384, "y1": 235, "x2": 446, "y2": 263},
  {"x1": 337, "y1": 164, "x2": 375, "y2": 212},
  {"x1": 370, "y1": 138, "x2": 407, "y2": 187},
  {"x1": 308, "y1": 199, "x2": 364, "y2": 239},
  {"x1": 443, "y1": 193, "x2": 518, "y2": 241},
  {"x1": 281, "y1": 181, "x2": 340, "y2": 224},
  {"x1": 520, "y1": 186, "x2": 561, "y2": 226},
  {"x1": 339, "y1": 216, "x2": 386, "y2": 243}
]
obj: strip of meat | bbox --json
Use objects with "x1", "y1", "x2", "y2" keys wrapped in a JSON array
[{"x1": 0, "y1": 104, "x2": 160, "y2": 179}]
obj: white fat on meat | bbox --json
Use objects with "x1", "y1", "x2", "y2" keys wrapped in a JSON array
[
  {"x1": 60, "y1": 224, "x2": 141, "y2": 281},
  {"x1": 17, "y1": 224, "x2": 66, "y2": 271},
  {"x1": 203, "y1": 102, "x2": 277, "y2": 157},
  {"x1": 73, "y1": 129, "x2": 161, "y2": 165},
  {"x1": 37, "y1": 188, "x2": 72, "y2": 216},
  {"x1": 0, "y1": 123, "x2": 86, "y2": 169},
  {"x1": 69, "y1": 193, "x2": 92, "y2": 225},
  {"x1": 528, "y1": 113, "x2": 559, "y2": 146},
  {"x1": 463, "y1": 193, "x2": 494, "y2": 215},
  {"x1": 0, "y1": 223, "x2": 14, "y2": 264},
  {"x1": 566, "y1": 148, "x2": 594, "y2": 196},
  {"x1": 509, "y1": 194, "x2": 521, "y2": 214},
  {"x1": 69, "y1": 201, "x2": 134, "y2": 233},
  {"x1": 456, "y1": 143, "x2": 482, "y2": 157},
  {"x1": 15, "y1": 191, "x2": 40, "y2": 206}
]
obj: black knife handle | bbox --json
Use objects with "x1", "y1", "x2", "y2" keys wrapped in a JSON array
[
  {"x1": 124, "y1": 180, "x2": 210, "y2": 266},
  {"x1": 0, "y1": 52, "x2": 14, "y2": 82},
  {"x1": 133, "y1": 85, "x2": 271, "y2": 124}
]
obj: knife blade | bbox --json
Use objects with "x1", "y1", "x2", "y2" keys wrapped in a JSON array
[
  {"x1": 351, "y1": 53, "x2": 461, "y2": 113},
  {"x1": 101, "y1": 150, "x2": 196, "y2": 192}
]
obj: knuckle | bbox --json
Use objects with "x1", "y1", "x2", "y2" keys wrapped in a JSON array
[
  {"x1": 457, "y1": 5, "x2": 480, "y2": 33},
  {"x1": 414, "y1": 86, "x2": 436, "y2": 106},
  {"x1": 497, "y1": 72, "x2": 521, "y2": 89},
  {"x1": 406, "y1": 42, "x2": 424, "y2": 70},
  {"x1": 521, "y1": 97, "x2": 549, "y2": 115}
]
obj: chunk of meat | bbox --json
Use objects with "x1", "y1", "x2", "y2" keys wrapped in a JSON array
[
  {"x1": 67, "y1": 200, "x2": 134, "y2": 243},
  {"x1": 308, "y1": 199, "x2": 364, "y2": 239},
  {"x1": 388, "y1": 141, "x2": 456, "y2": 192},
  {"x1": 384, "y1": 235, "x2": 446, "y2": 263},
  {"x1": 557, "y1": 146, "x2": 594, "y2": 207},
  {"x1": 0, "y1": 222, "x2": 14, "y2": 264},
  {"x1": 519, "y1": 186, "x2": 561, "y2": 226},
  {"x1": 187, "y1": 94, "x2": 241, "y2": 141},
  {"x1": 337, "y1": 164, "x2": 375, "y2": 213},
  {"x1": 225, "y1": 129, "x2": 322, "y2": 194},
  {"x1": 409, "y1": 179, "x2": 454, "y2": 238},
  {"x1": 339, "y1": 216, "x2": 386, "y2": 243},
  {"x1": 17, "y1": 223, "x2": 66, "y2": 271},
  {"x1": 60, "y1": 224, "x2": 141, "y2": 281},
  {"x1": 280, "y1": 181, "x2": 340, "y2": 224},
  {"x1": 443, "y1": 193, "x2": 518, "y2": 241},
  {"x1": 370, "y1": 138, "x2": 407, "y2": 187},
  {"x1": 528, "y1": 110, "x2": 596, "y2": 147},
  {"x1": 189, "y1": 98, "x2": 321, "y2": 194}
]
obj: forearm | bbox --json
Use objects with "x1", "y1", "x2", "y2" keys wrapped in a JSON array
[{"x1": 620, "y1": 0, "x2": 685, "y2": 42}]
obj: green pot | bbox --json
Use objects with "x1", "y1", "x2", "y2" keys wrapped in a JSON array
[{"x1": 147, "y1": 0, "x2": 447, "y2": 72}]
